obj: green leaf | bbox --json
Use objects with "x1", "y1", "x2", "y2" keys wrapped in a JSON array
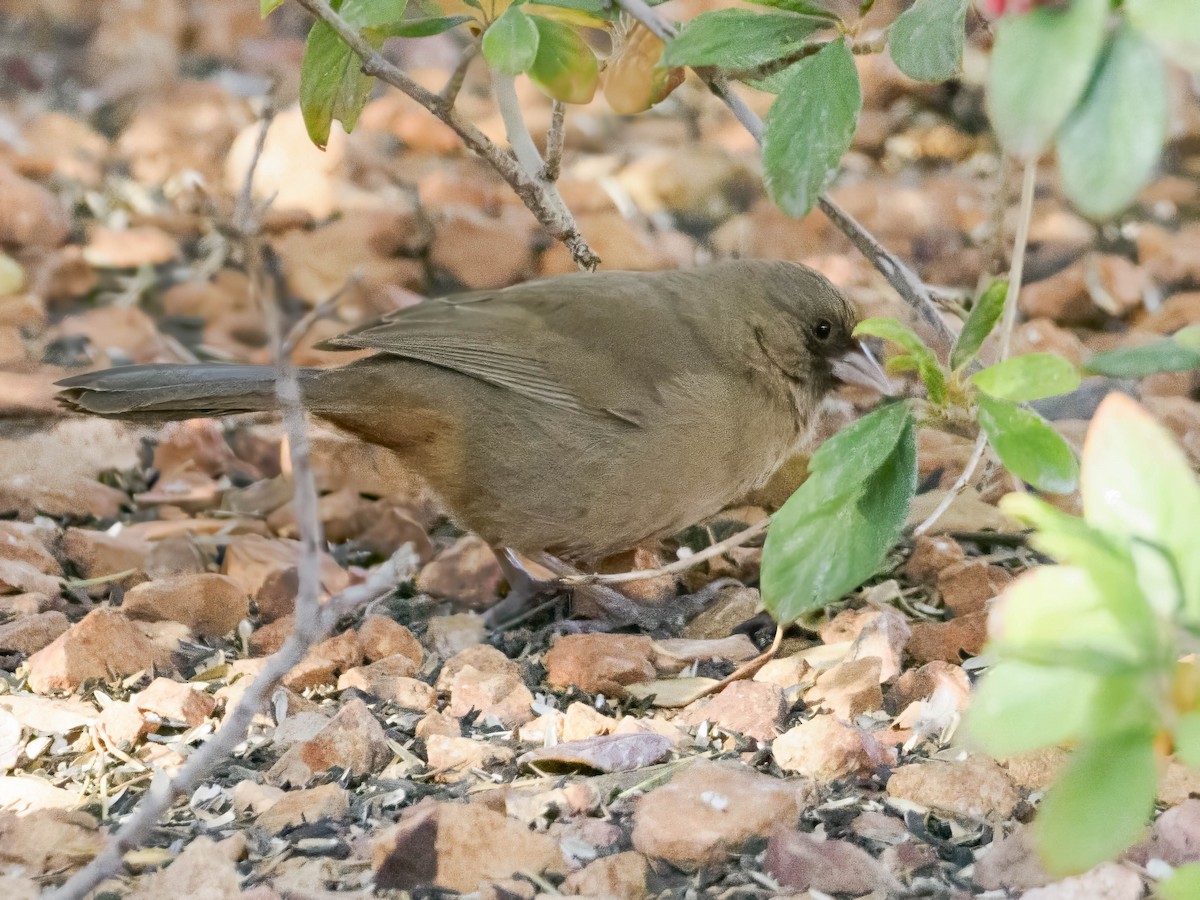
[
  {"x1": 1085, "y1": 340, "x2": 1200, "y2": 378},
  {"x1": 761, "y1": 403, "x2": 916, "y2": 621},
  {"x1": 1177, "y1": 324, "x2": 1200, "y2": 350},
  {"x1": 341, "y1": 0, "x2": 408, "y2": 28},
  {"x1": 1174, "y1": 712, "x2": 1200, "y2": 769},
  {"x1": 262, "y1": 0, "x2": 286, "y2": 16},
  {"x1": 1057, "y1": 24, "x2": 1169, "y2": 220},
  {"x1": 971, "y1": 353, "x2": 1081, "y2": 403},
  {"x1": 977, "y1": 393, "x2": 1078, "y2": 493},
  {"x1": 375, "y1": 15, "x2": 474, "y2": 37},
  {"x1": 887, "y1": 0, "x2": 969, "y2": 83},
  {"x1": 986, "y1": 0, "x2": 1108, "y2": 158},
  {"x1": 994, "y1": 565, "x2": 1155, "y2": 669},
  {"x1": 746, "y1": 0, "x2": 842, "y2": 21},
  {"x1": 1035, "y1": 731, "x2": 1157, "y2": 875},
  {"x1": 300, "y1": 19, "x2": 379, "y2": 149},
  {"x1": 1126, "y1": 0, "x2": 1200, "y2": 71},
  {"x1": 854, "y1": 317, "x2": 945, "y2": 404},
  {"x1": 527, "y1": 16, "x2": 598, "y2": 103},
  {"x1": 661, "y1": 10, "x2": 824, "y2": 70},
  {"x1": 967, "y1": 661, "x2": 1101, "y2": 756},
  {"x1": 1159, "y1": 864, "x2": 1200, "y2": 900},
  {"x1": 483, "y1": 5, "x2": 540, "y2": 76},
  {"x1": 1081, "y1": 394, "x2": 1200, "y2": 626},
  {"x1": 529, "y1": 0, "x2": 619, "y2": 20},
  {"x1": 762, "y1": 38, "x2": 860, "y2": 218},
  {"x1": 951, "y1": 280, "x2": 1007, "y2": 371}
]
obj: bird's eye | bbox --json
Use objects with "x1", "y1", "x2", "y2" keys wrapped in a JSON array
[{"x1": 813, "y1": 319, "x2": 833, "y2": 341}]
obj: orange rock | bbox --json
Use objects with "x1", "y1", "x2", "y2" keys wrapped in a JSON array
[
  {"x1": 887, "y1": 754, "x2": 1018, "y2": 820},
  {"x1": 774, "y1": 715, "x2": 893, "y2": 781},
  {"x1": 267, "y1": 699, "x2": 391, "y2": 787},
  {"x1": 0, "y1": 166, "x2": 69, "y2": 249},
  {"x1": 907, "y1": 611, "x2": 988, "y2": 664},
  {"x1": 937, "y1": 560, "x2": 1013, "y2": 618},
  {"x1": 680, "y1": 679, "x2": 786, "y2": 741},
  {"x1": 83, "y1": 226, "x2": 179, "y2": 268},
  {"x1": 0, "y1": 611, "x2": 68, "y2": 655},
  {"x1": 542, "y1": 634, "x2": 656, "y2": 696},
  {"x1": 805, "y1": 658, "x2": 884, "y2": 719},
  {"x1": 121, "y1": 573, "x2": 249, "y2": 638},
  {"x1": 429, "y1": 207, "x2": 535, "y2": 289},
  {"x1": 256, "y1": 782, "x2": 349, "y2": 833},
  {"x1": 358, "y1": 615, "x2": 423, "y2": 666},
  {"x1": 561, "y1": 851, "x2": 647, "y2": 899},
  {"x1": 416, "y1": 535, "x2": 504, "y2": 610},
  {"x1": 131, "y1": 677, "x2": 216, "y2": 727},
  {"x1": 26, "y1": 608, "x2": 171, "y2": 693}
]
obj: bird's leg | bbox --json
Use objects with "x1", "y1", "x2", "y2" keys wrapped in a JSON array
[{"x1": 484, "y1": 547, "x2": 563, "y2": 628}]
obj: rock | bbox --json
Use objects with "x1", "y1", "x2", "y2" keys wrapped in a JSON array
[
  {"x1": 1134, "y1": 798, "x2": 1200, "y2": 866},
  {"x1": 416, "y1": 535, "x2": 504, "y2": 609},
  {"x1": 267, "y1": 699, "x2": 391, "y2": 787},
  {"x1": 904, "y1": 535, "x2": 965, "y2": 584},
  {"x1": 562, "y1": 701, "x2": 617, "y2": 741},
  {"x1": 765, "y1": 828, "x2": 890, "y2": 895},
  {"x1": 221, "y1": 534, "x2": 349, "y2": 601},
  {"x1": 310, "y1": 628, "x2": 364, "y2": 673},
  {"x1": 1012, "y1": 318, "x2": 1088, "y2": 366},
  {"x1": 0, "y1": 558, "x2": 60, "y2": 596},
  {"x1": 773, "y1": 715, "x2": 893, "y2": 782},
  {"x1": 95, "y1": 700, "x2": 156, "y2": 748},
  {"x1": 652, "y1": 635, "x2": 759, "y2": 670},
  {"x1": 256, "y1": 782, "x2": 349, "y2": 833},
  {"x1": 1161, "y1": 759, "x2": 1200, "y2": 807},
  {"x1": 617, "y1": 146, "x2": 758, "y2": 226},
  {"x1": 680, "y1": 679, "x2": 786, "y2": 741},
  {"x1": 231, "y1": 781, "x2": 286, "y2": 817},
  {"x1": 60, "y1": 528, "x2": 150, "y2": 583},
  {"x1": 681, "y1": 585, "x2": 761, "y2": 639},
  {"x1": 845, "y1": 608, "x2": 911, "y2": 682},
  {"x1": 754, "y1": 653, "x2": 812, "y2": 691},
  {"x1": 0, "y1": 808, "x2": 103, "y2": 878},
  {"x1": 26, "y1": 608, "x2": 171, "y2": 693},
  {"x1": 937, "y1": 560, "x2": 1013, "y2": 617},
  {"x1": 122, "y1": 573, "x2": 249, "y2": 637},
  {"x1": 424, "y1": 613, "x2": 486, "y2": 658},
  {"x1": 0, "y1": 776, "x2": 82, "y2": 813},
  {"x1": 0, "y1": 611, "x2": 69, "y2": 655},
  {"x1": 631, "y1": 759, "x2": 817, "y2": 869},
  {"x1": 83, "y1": 225, "x2": 179, "y2": 268},
  {"x1": 906, "y1": 611, "x2": 988, "y2": 664},
  {"x1": 0, "y1": 522, "x2": 59, "y2": 574},
  {"x1": 358, "y1": 615, "x2": 423, "y2": 666},
  {"x1": 433, "y1": 642, "x2": 513, "y2": 685},
  {"x1": 429, "y1": 207, "x2": 535, "y2": 290},
  {"x1": 542, "y1": 633, "x2": 656, "y2": 696},
  {"x1": 0, "y1": 694, "x2": 96, "y2": 733},
  {"x1": 561, "y1": 851, "x2": 647, "y2": 898},
  {"x1": 56, "y1": 304, "x2": 168, "y2": 364},
  {"x1": 281, "y1": 653, "x2": 339, "y2": 691},
  {"x1": 372, "y1": 800, "x2": 565, "y2": 892},
  {"x1": 446, "y1": 665, "x2": 534, "y2": 728},
  {"x1": 0, "y1": 166, "x2": 70, "y2": 248},
  {"x1": 425, "y1": 734, "x2": 515, "y2": 778},
  {"x1": 338, "y1": 661, "x2": 435, "y2": 710},
  {"x1": 225, "y1": 106, "x2": 344, "y2": 218},
  {"x1": 974, "y1": 825, "x2": 1051, "y2": 891},
  {"x1": 887, "y1": 754, "x2": 1019, "y2": 820},
  {"x1": 1000, "y1": 745, "x2": 1070, "y2": 791},
  {"x1": 416, "y1": 710, "x2": 461, "y2": 740},
  {"x1": 127, "y1": 836, "x2": 241, "y2": 900},
  {"x1": 805, "y1": 657, "x2": 884, "y2": 719},
  {"x1": 887, "y1": 661, "x2": 970, "y2": 715},
  {"x1": 1021, "y1": 862, "x2": 1143, "y2": 900},
  {"x1": 130, "y1": 677, "x2": 216, "y2": 727}
]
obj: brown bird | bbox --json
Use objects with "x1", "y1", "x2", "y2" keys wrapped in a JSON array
[{"x1": 57, "y1": 260, "x2": 887, "y2": 625}]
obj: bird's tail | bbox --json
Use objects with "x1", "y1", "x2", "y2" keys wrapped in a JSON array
[{"x1": 55, "y1": 363, "x2": 314, "y2": 422}]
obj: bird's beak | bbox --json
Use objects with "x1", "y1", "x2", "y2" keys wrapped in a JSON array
[{"x1": 831, "y1": 341, "x2": 892, "y2": 394}]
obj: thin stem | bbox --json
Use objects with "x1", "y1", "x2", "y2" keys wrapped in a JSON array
[
  {"x1": 560, "y1": 516, "x2": 771, "y2": 586},
  {"x1": 543, "y1": 101, "x2": 566, "y2": 183},
  {"x1": 912, "y1": 431, "x2": 988, "y2": 537},
  {"x1": 913, "y1": 157, "x2": 1037, "y2": 537},
  {"x1": 492, "y1": 71, "x2": 547, "y2": 180},
  {"x1": 293, "y1": 0, "x2": 599, "y2": 270},
  {"x1": 440, "y1": 39, "x2": 479, "y2": 107},
  {"x1": 998, "y1": 159, "x2": 1038, "y2": 360},
  {"x1": 612, "y1": 0, "x2": 953, "y2": 354}
]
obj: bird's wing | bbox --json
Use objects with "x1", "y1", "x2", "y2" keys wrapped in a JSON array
[{"x1": 315, "y1": 278, "x2": 702, "y2": 425}]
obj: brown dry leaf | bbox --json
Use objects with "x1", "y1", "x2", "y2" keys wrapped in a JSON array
[
  {"x1": 518, "y1": 732, "x2": 672, "y2": 773},
  {"x1": 602, "y1": 22, "x2": 684, "y2": 115}
]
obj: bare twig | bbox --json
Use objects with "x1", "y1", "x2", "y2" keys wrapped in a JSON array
[
  {"x1": 543, "y1": 101, "x2": 566, "y2": 183},
  {"x1": 44, "y1": 551, "x2": 414, "y2": 900},
  {"x1": 44, "y1": 112, "x2": 415, "y2": 900},
  {"x1": 492, "y1": 72, "x2": 549, "y2": 180},
  {"x1": 293, "y1": 0, "x2": 599, "y2": 271},
  {"x1": 560, "y1": 516, "x2": 771, "y2": 586},
  {"x1": 613, "y1": 0, "x2": 954, "y2": 352},
  {"x1": 913, "y1": 157, "x2": 1038, "y2": 535}
]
